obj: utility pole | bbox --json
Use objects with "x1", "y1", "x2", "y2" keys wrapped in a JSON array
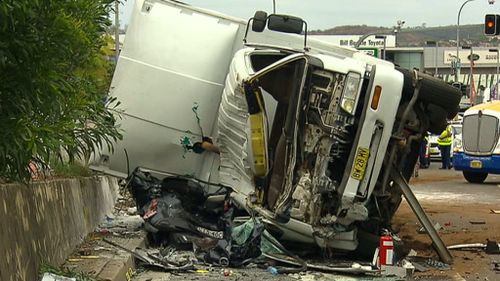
[
  {"x1": 456, "y1": 0, "x2": 476, "y2": 82},
  {"x1": 375, "y1": 35, "x2": 387, "y2": 60},
  {"x1": 489, "y1": 49, "x2": 500, "y2": 100},
  {"x1": 426, "y1": 41, "x2": 439, "y2": 76},
  {"x1": 435, "y1": 42, "x2": 439, "y2": 77},
  {"x1": 463, "y1": 46, "x2": 474, "y2": 104},
  {"x1": 115, "y1": 0, "x2": 120, "y2": 63}
]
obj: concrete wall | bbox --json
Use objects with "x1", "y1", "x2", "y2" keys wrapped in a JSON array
[{"x1": 0, "y1": 176, "x2": 119, "y2": 281}]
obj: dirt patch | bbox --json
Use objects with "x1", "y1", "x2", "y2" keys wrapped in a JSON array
[{"x1": 393, "y1": 201, "x2": 500, "y2": 279}]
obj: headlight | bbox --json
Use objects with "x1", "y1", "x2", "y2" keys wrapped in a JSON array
[
  {"x1": 341, "y1": 72, "x2": 361, "y2": 115},
  {"x1": 453, "y1": 138, "x2": 463, "y2": 152},
  {"x1": 493, "y1": 140, "x2": 500, "y2": 154}
]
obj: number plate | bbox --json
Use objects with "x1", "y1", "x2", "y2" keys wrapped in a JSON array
[
  {"x1": 351, "y1": 147, "x2": 370, "y2": 180},
  {"x1": 470, "y1": 160, "x2": 482, "y2": 169},
  {"x1": 430, "y1": 147, "x2": 439, "y2": 154}
]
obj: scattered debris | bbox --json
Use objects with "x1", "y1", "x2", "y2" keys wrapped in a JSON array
[
  {"x1": 381, "y1": 265, "x2": 408, "y2": 278},
  {"x1": 425, "y1": 258, "x2": 451, "y2": 271},
  {"x1": 447, "y1": 243, "x2": 487, "y2": 250},
  {"x1": 485, "y1": 240, "x2": 500, "y2": 254},
  {"x1": 407, "y1": 249, "x2": 418, "y2": 257},
  {"x1": 404, "y1": 256, "x2": 450, "y2": 272},
  {"x1": 222, "y1": 268, "x2": 232, "y2": 276},
  {"x1": 417, "y1": 222, "x2": 443, "y2": 234},
  {"x1": 267, "y1": 266, "x2": 278, "y2": 275},
  {"x1": 448, "y1": 241, "x2": 500, "y2": 252},
  {"x1": 120, "y1": 167, "x2": 455, "y2": 277},
  {"x1": 469, "y1": 220, "x2": 486, "y2": 225},
  {"x1": 493, "y1": 261, "x2": 500, "y2": 271},
  {"x1": 127, "y1": 207, "x2": 137, "y2": 215},
  {"x1": 40, "y1": 263, "x2": 97, "y2": 281},
  {"x1": 41, "y1": 273, "x2": 76, "y2": 281},
  {"x1": 102, "y1": 238, "x2": 195, "y2": 271},
  {"x1": 406, "y1": 261, "x2": 430, "y2": 272}
]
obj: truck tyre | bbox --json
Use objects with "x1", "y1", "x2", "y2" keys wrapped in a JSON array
[
  {"x1": 463, "y1": 171, "x2": 488, "y2": 183},
  {"x1": 252, "y1": 11, "x2": 267, "y2": 32},
  {"x1": 426, "y1": 104, "x2": 448, "y2": 134},
  {"x1": 397, "y1": 67, "x2": 462, "y2": 119}
]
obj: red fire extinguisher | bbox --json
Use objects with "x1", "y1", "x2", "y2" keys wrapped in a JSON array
[{"x1": 379, "y1": 233, "x2": 394, "y2": 266}]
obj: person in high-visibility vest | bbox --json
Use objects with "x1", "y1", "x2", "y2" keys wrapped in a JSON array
[
  {"x1": 419, "y1": 135, "x2": 429, "y2": 169},
  {"x1": 437, "y1": 125, "x2": 453, "y2": 169}
]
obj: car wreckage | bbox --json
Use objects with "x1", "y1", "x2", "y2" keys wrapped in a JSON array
[{"x1": 93, "y1": 0, "x2": 462, "y2": 264}]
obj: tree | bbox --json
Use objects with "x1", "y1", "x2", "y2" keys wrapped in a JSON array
[{"x1": 0, "y1": 0, "x2": 122, "y2": 182}]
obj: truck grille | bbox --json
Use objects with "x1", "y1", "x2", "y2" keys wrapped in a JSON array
[{"x1": 462, "y1": 113, "x2": 498, "y2": 155}]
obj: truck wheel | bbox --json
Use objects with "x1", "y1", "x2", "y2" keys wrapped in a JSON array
[
  {"x1": 426, "y1": 104, "x2": 448, "y2": 134},
  {"x1": 397, "y1": 67, "x2": 462, "y2": 119},
  {"x1": 463, "y1": 171, "x2": 488, "y2": 183},
  {"x1": 252, "y1": 11, "x2": 268, "y2": 32}
]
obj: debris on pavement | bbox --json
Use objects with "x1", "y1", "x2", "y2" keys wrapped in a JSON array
[
  {"x1": 380, "y1": 264, "x2": 409, "y2": 278},
  {"x1": 127, "y1": 207, "x2": 137, "y2": 215},
  {"x1": 493, "y1": 261, "x2": 500, "y2": 271},
  {"x1": 485, "y1": 240, "x2": 500, "y2": 254},
  {"x1": 425, "y1": 258, "x2": 451, "y2": 271},
  {"x1": 417, "y1": 222, "x2": 443, "y2": 234},
  {"x1": 447, "y1": 243, "x2": 488, "y2": 250},
  {"x1": 490, "y1": 209, "x2": 500, "y2": 214},
  {"x1": 404, "y1": 256, "x2": 450, "y2": 272},
  {"x1": 41, "y1": 273, "x2": 76, "y2": 281},
  {"x1": 118, "y1": 167, "x2": 466, "y2": 278},
  {"x1": 448, "y1": 240, "x2": 500, "y2": 253},
  {"x1": 469, "y1": 220, "x2": 486, "y2": 225},
  {"x1": 102, "y1": 238, "x2": 195, "y2": 271}
]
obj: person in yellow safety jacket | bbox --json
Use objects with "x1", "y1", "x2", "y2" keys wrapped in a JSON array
[
  {"x1": 437, "y1": 125, "x2": 453, "y2": 169},
  {"x1": 419, "y1": 134, "x2": 429, "y2": 168}
]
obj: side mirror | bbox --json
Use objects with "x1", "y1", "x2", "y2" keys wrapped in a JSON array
[
  {"x1": 243, "y1": 12, "x2": 309, "y2": 51},
  {"x1": 252, "y1": 11, "x2": 267, "y2": 32},
  {"x1": 267, "y1": 14, "x2": 304, "y2": 34}
]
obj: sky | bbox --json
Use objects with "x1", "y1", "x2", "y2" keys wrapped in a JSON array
[{"x1": 118, "y1": 0, "x2": 499, "y2": 30}]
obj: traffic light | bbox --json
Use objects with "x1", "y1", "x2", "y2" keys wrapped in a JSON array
[{"x1": 485, "y1": 14, "x2": 499, "y2": 35}]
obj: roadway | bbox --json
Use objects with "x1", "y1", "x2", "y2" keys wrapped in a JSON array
[{"x1": 411, "y1": 164, "x2": 500, "y2": 205}]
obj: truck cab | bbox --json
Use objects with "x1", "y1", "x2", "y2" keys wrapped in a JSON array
[{"x1": 94, "y1": 0, "x2": 462, "y2": 252}]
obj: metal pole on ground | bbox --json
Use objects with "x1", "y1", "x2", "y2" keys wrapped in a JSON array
[{"x1": 391, "y1": 169, "x2": 454, "y2": 264}]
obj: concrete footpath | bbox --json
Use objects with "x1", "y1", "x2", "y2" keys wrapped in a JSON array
[
  {"x1": 66, "y1": 234, "x2": 146, "y2": 281},
  {"x1": 0, "y1": 176, "x2": 119, "y2": 281}
]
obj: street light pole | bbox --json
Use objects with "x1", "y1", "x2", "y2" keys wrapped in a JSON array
[
  {"x1": 426, "y1": 41, "x2": 439, "y2": 76},
  {"x1": 435, "y1": 42, "x2": 439, "y2": 77},
  {"x1": 394, "y1": 20, "x2": 405, "y2": 47},
  {"x1": 375, "y1": 35, "x2": 387, "y2": 60},
  {"x1": 463, "y1": 46, "x2": 475, "y2": 104},
  {"x1": 114, "y1": 0, "x2": 120, "y2": 63},
  {"x1": 489, "y1": 49, "x2": 499, "y2": 100},
  {"x1": 456, "y1": 0, "x2": 476, "y2": 82}
]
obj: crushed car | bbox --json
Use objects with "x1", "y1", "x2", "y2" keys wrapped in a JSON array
[{"x1": 93, "y1": 0, "x2": 461, "y2": 264}]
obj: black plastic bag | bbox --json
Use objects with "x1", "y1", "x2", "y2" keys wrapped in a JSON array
[{"x1": 126, "y1": 168, "x2": 162, "y2": 215}]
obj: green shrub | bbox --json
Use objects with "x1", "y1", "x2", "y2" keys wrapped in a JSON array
[{"x1": 0, "y1": 0, "x2": 122, "y2": 182}]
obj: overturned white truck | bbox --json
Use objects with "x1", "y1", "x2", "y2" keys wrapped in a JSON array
[{"x1": 95, "y1": 0, "x2": 461, "y2": 262}]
